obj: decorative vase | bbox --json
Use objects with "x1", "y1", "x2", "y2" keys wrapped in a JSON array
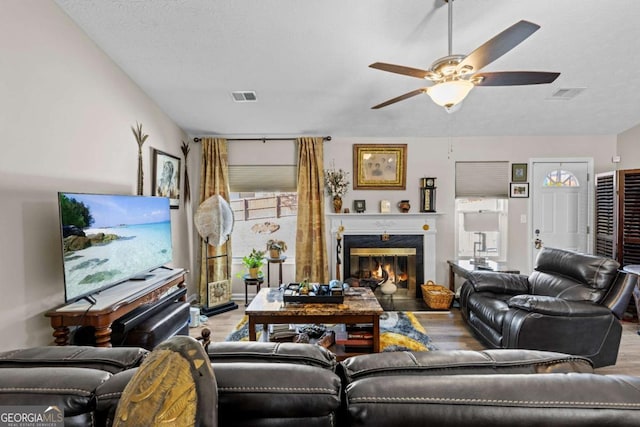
[
  {"x1": 398, "y1": 200, "x2": 411, "y2": 213},
  {"x1": 136, "y1": 147, "x2": 143, "y2": 196},
  {"x1": 380, "y1": 280, "x2": 397, "y2": 295},
  {"x1": 333, "y1": 196, "x2": 343, "y2": 213},
  {"x1": 249, "y1": 267, "x2": 260, "y2": 278}
]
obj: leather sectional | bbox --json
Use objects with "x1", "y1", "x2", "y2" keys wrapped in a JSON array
[{"x1": 1, "y1": 340, "x2": 640, "y2": 426}]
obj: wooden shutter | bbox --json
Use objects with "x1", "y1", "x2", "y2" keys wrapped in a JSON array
[
  {"x1": 618, "y1": 169, "x2": 640, "y2": 266},
  {"x1": 595, "y1": 172, "x2": 616, "y2": 259}
]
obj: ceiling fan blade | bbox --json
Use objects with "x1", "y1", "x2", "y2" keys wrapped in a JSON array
[
  {"x1": 371, "y1": 88, "x2": 427, "y2": 109},
  {"x1": 369, "y1": 62, "x2": 431, "y2": 79},
  {"x1": 472, "y1": 71, "x2": 560, "y2": 86},
  {"x1": 457, "y1": 20, "x2": 540, "y2": 74}
]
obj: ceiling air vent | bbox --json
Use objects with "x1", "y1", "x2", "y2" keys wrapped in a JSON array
[
  {"x1": 548, "y1": 88, "x2": 586, "y2": 101},
  {"x1": 231, "y1": 91, "x2": 257, "y2": 102}
]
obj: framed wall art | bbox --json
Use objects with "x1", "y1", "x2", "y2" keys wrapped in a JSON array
[
  {"x1": 152, "y1": 148, "x2": 181, "y2": 208},
  {"x1": 353, "y1": 144, "x2": 407, "y2": 190},
  {"x1": 510, "y1": 182, "x2": 529, "y2": 198},
  {"x1": 354, "y1": 200, "x2": 366, "y2": 213},
  {"x1": 511, "y1": 163, "x2": 528, "y2": 182}
]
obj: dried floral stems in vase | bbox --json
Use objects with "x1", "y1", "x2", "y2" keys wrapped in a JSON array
[
  {"x1": 132, "y1": 122, "x2": 149, "y2": 195},
  {"x1": 324, "y1": 168, "x2": 349, "y2": 213},
  {"x1": 324, "y1": 168, "x2": 349, "y2": 197},
  {"x1": 181, "y1": 141, "x2": 190, "y2": 202}
]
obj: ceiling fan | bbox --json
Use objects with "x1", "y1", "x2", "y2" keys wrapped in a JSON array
[{"x1": 370, "y1": 0, "x2": 560, "y2": 112}]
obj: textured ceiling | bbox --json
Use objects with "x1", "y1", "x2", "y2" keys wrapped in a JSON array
[{"x1": 54, "y1": 0, "x2": 640, "y2": 138}]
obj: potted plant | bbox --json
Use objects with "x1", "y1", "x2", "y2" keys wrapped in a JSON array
[
  {"x1": 266, "y1": 239, "x2": 287, "y2": 258},
  {"x1": 298, "y1": 278, "x2": 310, "y2": 295},
  {"x1": 241, "y1": 248, "x2": 265, "y2": 278}
]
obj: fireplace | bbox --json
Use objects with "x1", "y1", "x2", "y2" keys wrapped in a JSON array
[
  {"x1": 344, "y1": 235, "x2": 423, "y2": 298},
  {"x1": 329, "y1": 213, "x2": 438, "y2": 300}
]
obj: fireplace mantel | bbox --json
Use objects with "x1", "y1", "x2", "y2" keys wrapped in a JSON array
[{"x1": 328, "y1": 213, "x2": 439, "y2": 284}]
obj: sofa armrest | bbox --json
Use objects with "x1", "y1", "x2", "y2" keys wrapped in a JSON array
[
  {"x1": 508, "y1": 295, "x2": 613, "y2": 317},
  {"x1": 466, "y1": 271, "x2": 530, "y2": 294},
  {"x1": 0, "y1": 366, "x2": 111, "y2": 424},
  {"x1": 602, "y1": 271, "x2": 638, "y2": 319}
]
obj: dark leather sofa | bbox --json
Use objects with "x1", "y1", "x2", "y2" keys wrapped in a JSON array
[
  {"x1": 2, "y1": 340, "x2": 640, "y2": 426},
  {"x1": 459, "y1": 247, "x2": 637, "y2": 367}
]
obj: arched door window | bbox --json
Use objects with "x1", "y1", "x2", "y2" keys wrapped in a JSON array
[{"x1": 542, "y1": 169, "x2": 580, "y2": 187}]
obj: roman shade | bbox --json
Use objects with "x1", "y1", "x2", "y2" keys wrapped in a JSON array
[{"x1": 455, "y1": 161, "x2": 509, "y2": 198}]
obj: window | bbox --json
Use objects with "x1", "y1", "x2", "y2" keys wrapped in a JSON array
[
  {"x1": 454, "y1": 161, "x2": 509, "y2": 261},
  {"x1": 227, "y1": 141, "x2": 298, "y2": 261},
  {"x1": 455, "y1": 198, "x2": 508, "y2": 261},
  {"x1": 543, "y1": 169, "x2": 580, "y2": 187},
  {"x1": 229, "y1": 192, "x2": 297, "y2": 260}
]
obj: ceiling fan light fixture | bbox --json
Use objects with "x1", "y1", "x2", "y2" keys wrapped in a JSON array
[{"x1": 427, "y1": 79, "x2": 474, "y2": 110}]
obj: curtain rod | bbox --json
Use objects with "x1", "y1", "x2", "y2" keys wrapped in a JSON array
[{"x1": 193, "y1": 136, "x2": 331, "y2": 143}]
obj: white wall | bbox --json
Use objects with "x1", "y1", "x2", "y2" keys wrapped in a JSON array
[
  {"x1": 617, "y1": 122, "x2": 640, "y2": 170},
  {"x1": 325, "y1": 135, "x2": 618, "y2": 285},
  {"x1": 0, "y1": 1, "x2": 189, "y2": 348}
]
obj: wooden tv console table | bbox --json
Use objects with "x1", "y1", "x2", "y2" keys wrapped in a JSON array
[{"x1": 45, "y1": 268, "x2": 187, "y2": 347}]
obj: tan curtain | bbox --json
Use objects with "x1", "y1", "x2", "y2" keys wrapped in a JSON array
[
  {"x1": 295, "y1": 137, "x2": 329, "y2": 282},
  {"x1": 198, "y1": 137, "x2": 231, "y2": 305}
]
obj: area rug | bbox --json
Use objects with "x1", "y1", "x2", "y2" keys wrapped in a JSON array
[{"x1": 224, "y1": 311, "x2": 437, "y2": 352}]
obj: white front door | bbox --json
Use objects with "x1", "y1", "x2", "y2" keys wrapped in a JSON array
[{"x1": 530, "y1": 159, "x2": 592, "y2": 270}]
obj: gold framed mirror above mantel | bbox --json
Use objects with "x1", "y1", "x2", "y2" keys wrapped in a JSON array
[{"x1": 353, "y1": 144, "x2": 407, "y2": 190}]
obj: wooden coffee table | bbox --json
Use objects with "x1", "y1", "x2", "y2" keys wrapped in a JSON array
[{"x1": 245, "y1": 287, "x2": 384, "y2": 357}]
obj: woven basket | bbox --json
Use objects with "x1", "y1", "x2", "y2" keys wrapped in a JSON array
[{"x1": 421, "y1": 281, "x2": 454, "y2": 309}]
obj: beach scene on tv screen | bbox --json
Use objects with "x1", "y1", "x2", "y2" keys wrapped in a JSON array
[{"x1": 59, "y1": 193, "x2": 172, "y2": 301}]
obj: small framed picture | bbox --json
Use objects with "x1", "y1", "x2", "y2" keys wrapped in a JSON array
[
  {"x1": 510, "y1": 182, "x2": 529, "y2": 198},
  {"x1": 354, "y1": 200, "x2": 366, "y2": 213},
  {"x1": 511, "y1": 163, "x2": 528, "y2": 182},
  {"x1": 380, "y1": 200, "x2": 391, "y2": 213}
]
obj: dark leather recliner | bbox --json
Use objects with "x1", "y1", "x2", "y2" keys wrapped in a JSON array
[{"x1": 459, "y1": 247, "x2": 637, "y2": 367}]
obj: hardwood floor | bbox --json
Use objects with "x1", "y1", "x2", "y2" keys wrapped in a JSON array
[{"x1": 190, "y1": 303, "x2": 640, "y2": 376}]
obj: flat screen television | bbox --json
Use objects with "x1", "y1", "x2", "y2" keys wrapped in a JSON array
[{"x1": 58, "y1": 192, "x2": 173, "y2": 303}]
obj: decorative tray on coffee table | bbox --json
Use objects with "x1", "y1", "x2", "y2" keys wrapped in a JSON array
[{"x1": 282, "y1": 283, "x2": 344, "y2": 304}]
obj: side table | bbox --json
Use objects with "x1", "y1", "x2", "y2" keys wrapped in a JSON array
[
  {"x1": 243, "y1": 274, "x2": 264, "y2": 307},
  {"x1": 622, "y1": 265, "x2": 640, "y2": 332},
  {"x1": 447, "y1": 259, "x2": 520, "y2": 292},
  {"x1": 265, "y1": 255, "x2": 287, "y2": 287}
]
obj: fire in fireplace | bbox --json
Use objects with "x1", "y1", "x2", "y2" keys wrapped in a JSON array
[
  {"x1": 348, "y1": 248, "x2": 416, "y2": 295},
  {"x1": 343, "y1": 235, "x2": 424, "y2": 299}
]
